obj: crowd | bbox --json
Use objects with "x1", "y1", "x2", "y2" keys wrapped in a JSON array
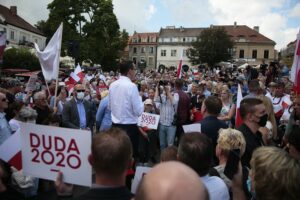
[{"x1": 0, "y1": 60, "x2": 300, "y2": 200}]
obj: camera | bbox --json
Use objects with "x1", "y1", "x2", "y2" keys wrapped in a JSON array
[{"x1": 159, "y1": 80, "x2": 169, "y2": 86}]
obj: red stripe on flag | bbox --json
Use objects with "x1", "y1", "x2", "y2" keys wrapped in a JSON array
[
  {"x1": 177, "y1": 60, "x2": 183, "y2": 78},
  {"x1": 235, "y1": 84, "x2": 243, "y2": 128},
  {"x1": 8, "y1": 151, "x2": 22, "y2": 170},
  {"x1": 235, "y1": 109, "x2": 243, "y2": 128}
]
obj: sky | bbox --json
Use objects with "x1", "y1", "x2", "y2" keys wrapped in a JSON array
[{"x1": 1, "y1": 0, "x2": 300, "y2": 50}]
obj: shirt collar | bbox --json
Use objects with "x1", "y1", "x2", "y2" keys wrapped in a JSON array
[
  {"x1": 119, "y1": 75, "x2": 131, "y2": 82},
  {"x1": 74, "y1": 97, "x2": 83, "y2": 104}
]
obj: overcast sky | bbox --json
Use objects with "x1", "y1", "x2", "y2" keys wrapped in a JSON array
[{"x1": 1, "y1": 0, "x2": 300, "y2": 49}]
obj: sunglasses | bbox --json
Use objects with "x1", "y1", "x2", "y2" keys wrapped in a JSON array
[
  {"x1": 1, "y1": 98, "x2": 7, "y2": 102},
  {"x1": 76, "y1": 90, "x2": 85, "y2": 92}
]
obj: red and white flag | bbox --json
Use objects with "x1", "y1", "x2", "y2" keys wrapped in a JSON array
[
  {"x1": 0, "y1": 32, "x2": 6, "y2": 63},
  {"x1": 34, "y1": 23, "x2": 63, "y2": 81},
  {"x1": 74, "y1": 64, "x2": 85, "y2": 83},
  {"x1": 291, "y1": 29, "x2": 300, "y2": 93},
  {"x1": 65, "y1": 64, "x2": 85, "y2": 94},
  {"x1": 235, "y1": 84, "x2": 243, "y2": 128},
  {"x1": 0, "y1": 130, "x2": 22, "y2": 170},
  {"x1": 177, "y1": 50, "x2": 183, "y2": 78}
]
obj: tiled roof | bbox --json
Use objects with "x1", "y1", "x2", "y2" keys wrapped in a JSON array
[
  {"x1": 159, "y1": 27, "x2": 204, "y2": 37},
  {"x1": 0, "y1": 5, "x2": 44, "y2": 36},
  {"x1": 215, "y1": 25, "x2": 275, "y2": 45},
  {"x1": 132, "y1": 32, "x2": 158, "y2": 38}
]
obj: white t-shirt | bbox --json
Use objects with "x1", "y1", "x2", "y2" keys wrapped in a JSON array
[{"x1": 201, "y1": 175, "x2": 230, "y2": 200}]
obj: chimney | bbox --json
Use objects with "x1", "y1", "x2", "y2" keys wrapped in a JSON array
[
  {"x1": 234, "y1": 21, "x2": 237, "y2": 27},
  {"x1": 10, "y1": 6, "x2": 17, "y2": 16},
  {"x1": 210, "y1": 24, "x2": 214, "y2": 28},
  {"x1": 253, "y1": 26, "x2": 259, "y2": 32},
  {"x1": 180, "y1": 26, "x2": 184, "y2": 32}
]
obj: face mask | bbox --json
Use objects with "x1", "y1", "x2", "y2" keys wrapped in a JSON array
[
  {"x1": 77, "y1": 92, "x2": 84, "y2": 100},
  {"x1": 258, "y1": 114, "x2": 268, "y2": 126}
]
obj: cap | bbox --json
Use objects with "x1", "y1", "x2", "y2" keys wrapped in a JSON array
[{"x1": 144, "y1": 99, "x2": 153, "y2": 105}]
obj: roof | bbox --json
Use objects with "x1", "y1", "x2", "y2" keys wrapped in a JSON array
[
  {"x1": 0, "y1": 5, "x2": 44, "y2": 36},
  {"x1": 215, "y1": 25, "x2": 275, "y2": 45},
  {"x1": 132, "y1": 32, "x2": 158, "y2": 38},
  {"x1": 159, "y1": 27, "x2": 204, "y2": 37}
]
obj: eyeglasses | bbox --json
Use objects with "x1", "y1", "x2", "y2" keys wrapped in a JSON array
[
  {"x1": 1, "y1": 98, "x2": 7, "y2": 102},
  {"x1": 76, "y1": 90, "x2": 85, "y2": 92}
]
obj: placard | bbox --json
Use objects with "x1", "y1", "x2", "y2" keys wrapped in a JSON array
[
  {"x1": 138, "y1": 112, "x2": 160, "y2": 130},
  {"x1": 25, "y1": 74, "x2": 38, "y2": 92},
  {"x1": 183, "y1": 123, "x2": 201, "y2": 133},
  {"x1": 131, "y1": 166, "x2": 152, "y2": 194},
  {"x1": 20, "y1": 123, "x2": 92, "y2": 187}
]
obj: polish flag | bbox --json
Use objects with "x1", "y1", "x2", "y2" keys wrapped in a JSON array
[
  {"x1": 0, "y1": 130, "x2": 22, "y2": 170},
  {"x1": 177, "y1": 50, "x2": 183, "y2": 78},
  {"x1": 291, "y1": 29, "x2": 300, "y2": 93},
  {"x1": 235, "y1": 84, "x2": 243, "y2": 128},
  {"x1": 74, "y1": 64, "x2": 85, "y2": 83},
  {"x1": 0, "y1": 32, "x2": 6, "y2": 63}
]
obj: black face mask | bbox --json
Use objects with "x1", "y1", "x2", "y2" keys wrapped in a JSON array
[{"x1": 258, "y1": 114, "x2": 268, "y2": 127}]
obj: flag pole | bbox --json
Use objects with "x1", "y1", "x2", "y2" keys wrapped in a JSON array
[{"x1": 53, "y1": 23, "x2": 63, "y2": 110}]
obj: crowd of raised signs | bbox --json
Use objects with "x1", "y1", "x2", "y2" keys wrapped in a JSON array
[{"x1": 0, "y1": 61, "x2": 300, "y2": 200}]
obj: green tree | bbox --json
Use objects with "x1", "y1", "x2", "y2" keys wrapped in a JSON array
[
  {"x1": 44, "y1": 0, "x2": 128, "y2": 70},
  {"x1": 188, "y1": 27, "x2": 234, "y2": 68},
  {"x1": 2, "y1": 48, "x2": 40, "y2": 70}
]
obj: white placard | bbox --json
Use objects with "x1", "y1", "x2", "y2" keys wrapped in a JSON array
[
  {"x1": 183, "y1": 123, "x2": 201, "y2": 133},
  {"x1": 20, "y1": 123, "x2": 92, "y2": 187},
  {"x1": 131, "y1": 166, "x2": 152, "y2": 194},
  {"x1": 25, "y1": 74, "x2": 38, "y2": 92},
  {"x1": 138, "y1": 112, "x2": 160, "y2": 130}
]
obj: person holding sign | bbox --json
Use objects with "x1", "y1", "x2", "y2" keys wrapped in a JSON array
[
  {"x1": 138, "y1": 99, "x2": 159, "y2": 165},
  {"x1": 55, "y1": 128, "x2": 134, "y2": 200}
]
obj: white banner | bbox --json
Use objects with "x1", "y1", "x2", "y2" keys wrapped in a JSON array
[
  {"x1": 138, "y1": 112, "x2": 160, "y2": 130},
  {"x1": 20, "y1": 123, "x2": 92, "y2": 187},
  {"x1": 131, "y1": 166, "x2": 152, "y2": 194},
  {"x1": 183, "y1": 123, "x2": 201, "y2": 133}
]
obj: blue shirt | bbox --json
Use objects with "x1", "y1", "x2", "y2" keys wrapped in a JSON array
[
  {"x1": 96, "y1": 96, "x2": 112, "y2": 131},
  {"x1": 0, "y1": 112, "x2": 12, "y2": 145},
  {"x1": 75, "y1": 100, "x2": 87, "y2": 129}
]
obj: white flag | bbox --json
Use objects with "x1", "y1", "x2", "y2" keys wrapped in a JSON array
[{"x1": 35, "y1": 23, "x2": 63, "y2": 81}]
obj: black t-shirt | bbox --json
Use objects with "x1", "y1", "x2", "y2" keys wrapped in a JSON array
[
  {"x1": 73, "y1": 186, "x2": 133, "y2": 200},
  {"x1": 33, "y1": 106, "x2": 51, "y2": 125},
  {"x1": 238, "y1": 123, "x2": 264, "y2": 168}
]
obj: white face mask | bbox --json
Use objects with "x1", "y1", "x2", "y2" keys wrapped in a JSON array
[{"x1": 77, "y1": 92, "x2": 85, "y2": 100}]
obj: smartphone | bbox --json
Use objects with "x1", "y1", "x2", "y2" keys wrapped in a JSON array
[{"x1": 224, "y1": 149, "x2": 240, "y2": 180}]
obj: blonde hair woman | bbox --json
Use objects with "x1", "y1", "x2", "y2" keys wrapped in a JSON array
[
  {"x1": 257, "y1": 95, "x2": 277, "y2": 145},
  {"x1": 250, "y1": 147, "x2": 300, "y2": 200},
  {"x1": 215, "y1": 128, "x2": 246, "y2": 188},
  {"x1": 218, "y1": 88, "x2": 236, "y2": 127}
]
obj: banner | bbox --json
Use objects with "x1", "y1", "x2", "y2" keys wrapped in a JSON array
[
  {"x1": 25, "y1": 74, "x2": 38, "y2": 92},
  {"x1": 20, "y1": 123, "x2": 92, "y2": 187},
  {"x1": 131, "y1": 166, "x2": 152, "y2": 194},
  {"x1": 138, "y1": 112, "x2": 160, "y2": 130}
]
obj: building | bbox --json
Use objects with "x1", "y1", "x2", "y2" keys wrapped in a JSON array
[
  {"x1": 218, "y1": 22, "x2": 276, "y2": 65},
  {"x1": 128, "y1": 32, "x2": 158, "y2": 70},
  {"x1": 157, "y1": 26, "x2": 203, "y2": 69},
  {"x1": 0, "y1": 5, "x2": 46, "y2": 50}
]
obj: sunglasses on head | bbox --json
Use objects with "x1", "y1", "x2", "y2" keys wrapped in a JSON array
[{"x1": 76, "y1": 90, "x2": 85, "y2": 92}]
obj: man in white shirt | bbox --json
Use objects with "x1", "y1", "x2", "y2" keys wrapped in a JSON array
[
  {"x1": 109, "y1": 61, "x2": 144, "y2": 159},
  {"x1": 177, "y1": 133, "x2": 230, "y2": 200}
]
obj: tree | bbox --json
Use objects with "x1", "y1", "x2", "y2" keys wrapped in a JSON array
[
  {"x1": 43, "y1": 0, "x2": 128, "y2": 71},
  {"x1": 2, "y1": 48, "x2": 40, "y2": 70},
  {"x1": 188, "y1": 27, "x2": 234, "y2": 68}
]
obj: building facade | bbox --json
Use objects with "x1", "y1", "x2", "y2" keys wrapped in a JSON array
[
  {"x1": 220, "y1": 23, "x2": 276, "y2": 65},
  {"x1": 0, "y1": 5, "x2": 46, "y2": 50},
  {"x1": 128, "y1": 32, "x2": 158, "y2": 70},
  {"x1": 157, "y1": 26, "x2": 203, "y2": 69}
]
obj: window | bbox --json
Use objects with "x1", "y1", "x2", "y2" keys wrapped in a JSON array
[
  {"x1": 133, "y1": 47, "x2": 137, "y2": 54},
  {"x1": 148, "y1": 57, "x2": 154, "y2": 65},
  {"x1": 35, "y1": 39, "x2": 38, "y2": 43},
  {"x1": 252, "y1": 50, "x2": 257, "y2": 59},
  {"x1": 264, "y1": 50, "x2": 269, "y2": 59},
  {"x1": 183, "y1": 49, "x2": 187, "y2": 57},
  {"x1": 161, "y1": 50, "x2": 166, "y2": 56},
  {"x1": 149, "y1": 47, "x2": 154, "y2": 54},
  {"x1": 171, "y1": 49, "x2": 177, "y2": 57},
  {"x1": 183, "y1": 38, "x2": 186, "y2": 42},
  {"x1": 132, "y1": 57, "x2": 137, "y2": 64},
  {"x1": 239, "y1": 49, "x2": 244, "y2": 58},
  {"x1": 10, "y1": 31, "x2": 14, "y2": 40},
  {"x1": 141, "y1": 47, "x2": 146, "y2": 53},
  {"x1": 22, "y1": 36, "x2": 26, "y2": 41}
]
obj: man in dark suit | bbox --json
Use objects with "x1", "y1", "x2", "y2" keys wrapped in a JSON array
[
  {"x1": 200, "y1": 96, "x2": 228, "y2": 164},
  {"x1": 62, "y1": 83, "x2": 95, "y2": 131}
]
